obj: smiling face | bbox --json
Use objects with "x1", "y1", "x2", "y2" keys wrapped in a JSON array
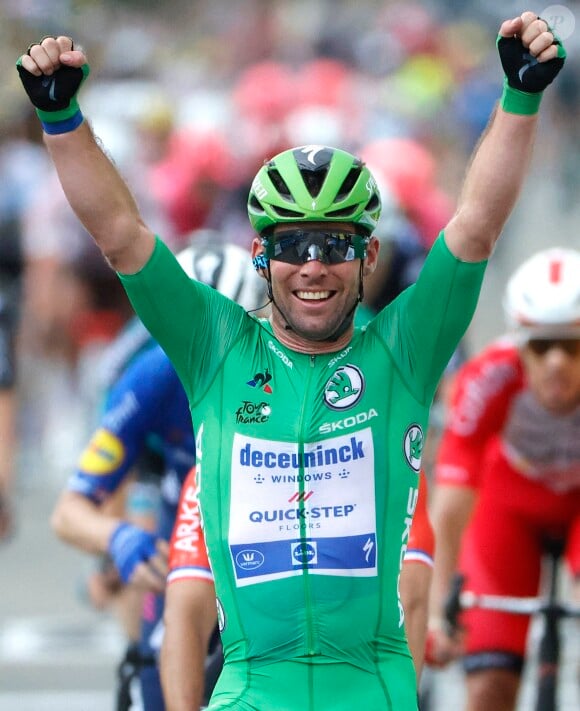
[{"x1": 252, "y1": 222, "x2": 379, "y2": 353}]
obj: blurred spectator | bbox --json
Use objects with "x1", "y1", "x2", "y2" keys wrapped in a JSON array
[
  {"x1": 0, "y1": 107, "x2": 52, "y2": 539},
  {"x1": 361, "y1": 136, "x2": 455, "y2": 249}
]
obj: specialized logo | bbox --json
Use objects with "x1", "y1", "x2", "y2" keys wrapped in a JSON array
[
  {"x1": 363, "y1": 537, "x2": 374, "y2": 563},
  {"x1": 518, "y1": 51, "x2": 538, "y2": 83},
  {"x1": 235, "y1": 549, "x2": 265, "y2": 571},
  {"x1": 397, "y1": 485, "x2": 419, "y2": 626},
  {"x1": 42, "y1": 76, "x2": 57, "y2": 101},
  {"x1": 247, "y1": 368, "x2": 273, "y2": 393},
  {"x1": 403, "y1": 424, "x2": 424, "y2": 472},
  {"x1": 298, "y1": 145, "x2": 326, "y2": 165},
  {"x1": 251, "y1": 176, "x2": 268, "y2": 200},
  {"x1": 366, "y1": 174, "x2": 378, "y2": 197},
  {"x1": 79, "y1": 428, "x2": 125, "y2": 475},
  {"x1": 324, "y1": 364, "x2": 364, "y2": 411},
  {"x1": 235, "y1": 400, "x2": 271, "y2": 424}
]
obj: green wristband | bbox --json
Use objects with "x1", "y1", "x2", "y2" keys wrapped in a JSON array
[
  {"x1": 35, "y1": 96, "x2": 81, "y2": 123},
  {"x1": 500, "y1": 78, "x2": 542, "y2": 115},
  {"x1": 34, "y1": 63, "x2": 90, "y2": 123}
]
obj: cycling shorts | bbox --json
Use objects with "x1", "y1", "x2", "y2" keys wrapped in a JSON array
[
  {"x1": 458, "y1": 449, "x2": 580, "y2": 659},
  {"x1": 208, "y1": 655, "x2": 418, "y2": 711}
]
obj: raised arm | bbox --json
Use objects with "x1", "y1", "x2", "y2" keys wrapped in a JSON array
[
  {"x1": 444, "y1": 12, "x2": 565, "y2": 262},
  {"x1": 17, "y1": 36, "x2": 155, "y2": 274}
]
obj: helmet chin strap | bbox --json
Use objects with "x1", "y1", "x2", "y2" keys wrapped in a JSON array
[{"x1": 265, "y1": 261, "x2": 364, "y2": 342}]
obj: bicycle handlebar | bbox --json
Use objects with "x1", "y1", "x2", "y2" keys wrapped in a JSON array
[{"x1": 444, "y1": 573, "x2": 580, "y2": 628}]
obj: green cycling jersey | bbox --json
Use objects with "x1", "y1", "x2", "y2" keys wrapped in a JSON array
[{"x1": 119, "y1": 233, "x2": 486, "y2": 710}]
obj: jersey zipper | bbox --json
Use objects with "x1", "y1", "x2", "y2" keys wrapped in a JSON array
[{"x1": 297, "y1": 354, "x2": 318, "y2": 656}]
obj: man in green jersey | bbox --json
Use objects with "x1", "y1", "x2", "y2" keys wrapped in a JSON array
[{"x1": 17, "y1": 11, "x2": 565, "y2": 710}]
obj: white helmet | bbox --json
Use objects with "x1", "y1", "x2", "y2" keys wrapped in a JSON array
[
  {"x1": 176, "y1": 234, "x2": 267, "y2": 312},
  {"x1": 503, "y1": 247, "x2": 580, "y2": 339}
]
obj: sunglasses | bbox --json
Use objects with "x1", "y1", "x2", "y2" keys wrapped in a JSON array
[
  {"x1": 527, "y1": 338, "x2": 580, "y2": 357},
  {"x1": 263, "y1": 230, "x2": 369, "y2": 265}
]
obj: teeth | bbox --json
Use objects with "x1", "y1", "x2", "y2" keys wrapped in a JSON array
[{"x1": 296, "y1": 291, "x2": 330, "y2": 300}]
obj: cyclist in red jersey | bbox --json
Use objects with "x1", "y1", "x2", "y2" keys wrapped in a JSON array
[
  {"x1": 162, "y1": 468, "x2": 435, "y2": 708},
  {"x1": 427, "y1": 247, "x2": 580, "y2": 711},
  {"x1": 401, "y1": 470, "x2": 435, "y2": 680},
  {"x1": 162, "y1": 466, "x2": 217, "y2": 711}
]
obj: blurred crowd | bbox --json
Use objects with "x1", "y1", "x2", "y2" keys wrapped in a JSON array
[{"x1": 2, "y1": 0, "x2": 580, "y2": 525}]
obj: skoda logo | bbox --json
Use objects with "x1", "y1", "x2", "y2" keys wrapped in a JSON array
[
  {"x1": 324, "y1": 364, "x2": 364, "y2": 411},
  {"x1": 403, "y1": 424, "x2": 424, "y2": 472}
]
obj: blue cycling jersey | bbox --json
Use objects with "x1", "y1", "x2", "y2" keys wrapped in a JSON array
[
  {"x1": 69, "y1": 342, "x2": 196, "y2": 711},
  {"x1": 69, "y1": 343, "x2": 195, "y2": 508}
]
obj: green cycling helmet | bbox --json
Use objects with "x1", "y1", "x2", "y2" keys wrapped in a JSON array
[{"x1": 248, "y1": 145, "x2": 382, "y2": 236}]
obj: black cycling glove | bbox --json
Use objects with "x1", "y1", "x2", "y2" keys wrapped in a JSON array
[
  {"x1": 497, "y1": 34, "x2": 566, "y2": 93},
  {"x1": 16, "y1": 60, "x2": 89, "y2": 112},
  {"x1": 16, "y1": 45, "x2": 90, "y2": 133},
  {"x1": 496, "y1": 20, "x2": 565, "y2": 115}
]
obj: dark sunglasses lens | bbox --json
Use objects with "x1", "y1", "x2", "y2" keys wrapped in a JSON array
[
  {"x1": 528, "y1": 339, "x2": 551, "y2": 355},
  {"x1": 528, "y1": 338, "x2": 580, "y2": 356},
  {"x1": 269, "y1": 232, "x2": 361, "y2": 264},
  {"x1": 271, "y1": 235, "x2": 307, "y2": 263},
  {"x1": 325, "y1": 236, "x2": 355, "y2": 263}
]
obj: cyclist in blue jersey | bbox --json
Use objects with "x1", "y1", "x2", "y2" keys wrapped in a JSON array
[{"x1": 51, "y1": 238, "x2": 266, "y2": 711}]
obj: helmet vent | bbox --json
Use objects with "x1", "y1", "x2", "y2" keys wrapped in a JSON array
[
  {"x1": 300, "y1": 167, "x2": 328, "y2": 198},
  {"x1": 267, "y1": 168, "x2": 293, "y2": 201},
  {"x1": 325, "y1": 207, "x2": 357, "y2": 219},
  {"x1": 248, "y1": 194, "x2": 265, "y2": 212},
  {"x1": 365, "y1": 194, "x2": 380, "y2": 212},
  {"x1": 273, "y1": 206, "x2": 305, "y2": 218},
  {"x1": 336, "y1": 166, "x2": 362, "y2": 201}
]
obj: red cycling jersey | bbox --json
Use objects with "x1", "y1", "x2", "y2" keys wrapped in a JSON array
[
  {"x1": 405, "y1": 470, "x2": 435, "y2": 568},
  {"x1": 435, "y1": 338, "x2": 580, "y2": 658},
  {"x1": 169, "y1": 467, "x2": 435, "y2": 584},
  {"x1": 168, "y1": 466, "x2": 212, "y2": 585}
]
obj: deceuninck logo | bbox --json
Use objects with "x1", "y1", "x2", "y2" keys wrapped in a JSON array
[
  {"x1": 324, "y1": 364, "x2": 365, "y2": 411},
  {"x1": 403, "y1": 424, "x2": 424, "y2": 472}
]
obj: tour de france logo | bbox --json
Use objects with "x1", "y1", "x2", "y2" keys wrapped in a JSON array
[
  {"x1": 324, "y1": 364, "x2": 365, "y2": 411},
  {"x1": 403, "y1": 424, "x2": 424, "y2": 472}
]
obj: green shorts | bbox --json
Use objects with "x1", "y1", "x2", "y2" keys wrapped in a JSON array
[{"x1": 208, "y1": 655, "x2": 417, "y2": 711}]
